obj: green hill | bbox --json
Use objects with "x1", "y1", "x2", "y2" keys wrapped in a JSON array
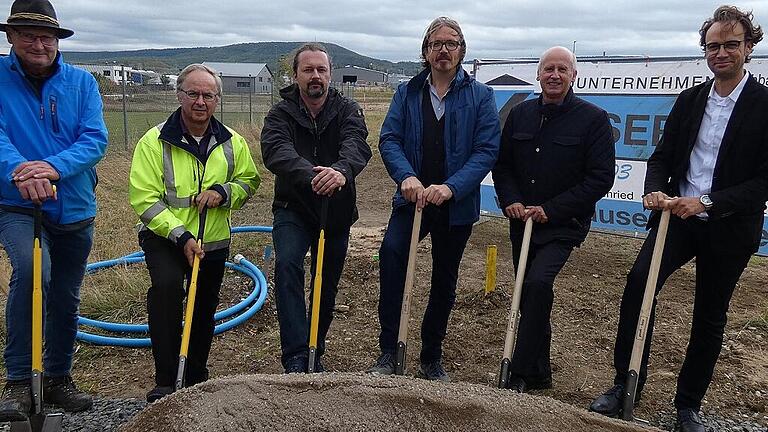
[{"x1": 63, "y1": 41, "x2": 422, "y2": 76}]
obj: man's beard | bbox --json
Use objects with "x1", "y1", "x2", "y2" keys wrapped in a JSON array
[{"x1": 306, "y1": 81, "x2": 327, "y2": 99}]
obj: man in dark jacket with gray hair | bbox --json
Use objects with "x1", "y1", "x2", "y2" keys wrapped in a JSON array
[
  {"x1": 261, "y1": 43, "x2": 371, "y2": 374},
  {"x1": 492, "y1": 46, "x2": 615, "y2": 393}
]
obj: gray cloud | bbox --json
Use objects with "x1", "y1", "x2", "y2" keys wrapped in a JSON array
[{"x1": 1, "y1": 0, "x2": 767, "y2": 60}]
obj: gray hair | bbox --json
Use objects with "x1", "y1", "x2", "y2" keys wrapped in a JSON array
[
  {"x1": 421, "y1": 16, "x2": 466, "y2": 70},
  {"x1": 176, "y1": 64, "x2": 223, "y2": 96},
  {"x1": 537, "y1": 46, "x2": 577, "y2": 74}
]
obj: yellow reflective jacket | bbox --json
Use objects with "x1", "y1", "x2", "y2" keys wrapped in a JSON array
[{"x1": 129, "y1": 110, "x2": 260, "y2": 251}]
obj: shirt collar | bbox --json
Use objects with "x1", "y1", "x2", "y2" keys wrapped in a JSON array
[
  {"x1": 708, "y1": 71, "x2": 750, "y2": 103},
  {"x1": 425, "y1": 73, "x2": 457, "y2": 93}
]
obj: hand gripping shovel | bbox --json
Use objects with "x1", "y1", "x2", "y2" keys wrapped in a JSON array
[
  {"x1": 622, "y1": 209, "x2": 671, "y2": 422},
  {"x1": 395, "y1": 206, "x2": 423, "y2": 375},
  {"x1": 498, "y1": 217, "x2": 533, "y2": 388},
  {"x1": 11, "y1": 194, "x2": 63, "y2": 432},
  {"x1": 307, "y1": 197, "x2": 329, "y2": 373},
  {"x1": 175, "y1": 208, "x2": 207, "y2": 391}
]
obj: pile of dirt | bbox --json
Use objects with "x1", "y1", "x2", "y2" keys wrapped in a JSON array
[{"x1": 120, "y1": 373, "x2": 658, "y2": 432}]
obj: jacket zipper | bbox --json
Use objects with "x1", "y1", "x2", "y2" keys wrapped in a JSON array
[{"x1": 49, "y1": 95, "x2": 59, "y2": 133}]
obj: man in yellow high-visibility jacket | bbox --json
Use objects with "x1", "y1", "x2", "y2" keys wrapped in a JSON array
[{"x1": 129, "y1": 64, "x2": 259, "y2": 402}]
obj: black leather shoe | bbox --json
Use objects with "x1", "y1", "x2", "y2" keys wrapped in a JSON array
[
  {"x1": 0, "y1": 379, "x2": 31, "y2": 421},
  {"x1": 43, "y1": 375, "x2": 92, "y2": 412},
  {"x1": 507, "y1": 376, "x2": 527, "y2": 393},
  {"x1": 676, "y1": 408, "x2": 705, "y2": 432},
  {"x1": 146, "y1": 386, "x2": 174, "y2": 403},
  {"x1": 589, "y1": 384, "x2": 625, "y2": 417}
]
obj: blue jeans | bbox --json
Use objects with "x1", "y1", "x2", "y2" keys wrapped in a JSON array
[
  {"x1": 272, "y1": 207, "x2": 350, "y2": 368},
  {"x1": 377, "y1": 204, "x2": 472, "y2": 363},
  {"x1": 0, "y1": 209, "x2": 93, "y2": 380}
]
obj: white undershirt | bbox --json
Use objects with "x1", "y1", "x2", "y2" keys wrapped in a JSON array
[{"x1": 680, "y1": 71, "x2": 749, "y2": 218}]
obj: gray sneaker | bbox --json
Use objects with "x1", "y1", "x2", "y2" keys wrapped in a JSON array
[
  {"x1": 366, "y1": 352, "x2": 396, "y2": 375},
  {"x1": 417, "y1": 360, "x2": 450, "y2": 382}
]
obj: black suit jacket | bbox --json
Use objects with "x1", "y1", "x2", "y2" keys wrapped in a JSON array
[{"x1": 645, "y1": 75, "x2": 768, "y2": 253}]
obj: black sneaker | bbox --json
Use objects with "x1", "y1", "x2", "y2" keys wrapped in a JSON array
[
  {"x1": 676, "y1": 408, "x2": 705, "y2": 432},
  {"x1": 284, "y1": 355, "x2": 308, "y2": 374},
  {"x1": 146, "y1": 386, "x2": 174, "y2": 403},
  {"x1": 366, "y1": 352, "x2": 396, "y2": 375},
  {"x1": 0, "y1": 379, "x2": 31, "y2": 421},
  {"x1": 417, "y1": 360, "x2": 450, "y2": 382},
  {"x1": 43, "y1": 375, "x2": 93, "y2": 412}
]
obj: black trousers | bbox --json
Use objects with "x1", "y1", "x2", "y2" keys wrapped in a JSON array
[
  {"x1": 612, "y1": 216, "x2": 752, "y2": 410},
  {"x1": 378, "y1": 204, "x2": 472, "y2": 363},
  {"x1": 140, "y1": 232, "x2": 226, "y2": 387},
  {"x1": 509, "y1": 235, "x2": 574, "y2": 383}
]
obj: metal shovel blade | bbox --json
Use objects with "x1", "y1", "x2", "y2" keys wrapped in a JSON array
[{"x1": 10, "y1": 412, "x2": 63, "y2": 432}]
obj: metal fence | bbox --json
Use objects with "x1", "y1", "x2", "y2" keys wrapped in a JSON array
[
  {"x1": 102, "y1": 83, "x2": 275, "y2": 151},
  {"x1": 102, "y1": 82, "x2": 394, "y2": 151}
]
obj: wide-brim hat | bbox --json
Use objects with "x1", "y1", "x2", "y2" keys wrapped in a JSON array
[{"x1": 0, "y1": 0, "x2": 74, "y2": 39}]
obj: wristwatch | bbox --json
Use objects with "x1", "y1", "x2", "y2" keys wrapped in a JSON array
[{"x1": 700, "y1": 194, "x2": 713, "y2": 210}]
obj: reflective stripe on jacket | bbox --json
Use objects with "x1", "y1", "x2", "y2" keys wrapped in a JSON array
[{"x1": 129, "y1": 111, "x2": 260, "y2": 251}]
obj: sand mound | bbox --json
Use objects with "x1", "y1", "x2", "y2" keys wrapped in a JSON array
[{"x1": 120, "y1": 373, "x2": 659, "y2": 432}]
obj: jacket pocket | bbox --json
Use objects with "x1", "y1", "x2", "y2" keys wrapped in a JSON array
[
  {"x1": 552, "y1": 136, "x2": 581, "y2": 146},
  {"x1": 511, "y1": 132, "x2": 534, "y2": 141}
]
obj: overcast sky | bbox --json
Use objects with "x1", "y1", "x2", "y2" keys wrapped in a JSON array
[{"x1": 2, "y1": 0, "x2": 767, "y2": 61}]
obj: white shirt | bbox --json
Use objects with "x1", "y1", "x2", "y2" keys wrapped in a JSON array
[{"x1": 680, "y1": 71, "x2": 750, "y2": 218}]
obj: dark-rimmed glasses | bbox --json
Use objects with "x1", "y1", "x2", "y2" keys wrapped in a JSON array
[
  {"x1": 11, "y1": 29, "x2": 57, "y2": 47},
  {"x1": 704, "y1": 40, "x2": 745, "y2": 54},
  {"x1": 427, "y1": 40, "x2": 461, "y2": 52}
]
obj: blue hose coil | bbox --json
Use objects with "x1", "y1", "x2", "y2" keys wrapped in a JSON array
[{"x1": 76, "y1": 226, "x2": 272, "y2": 347}]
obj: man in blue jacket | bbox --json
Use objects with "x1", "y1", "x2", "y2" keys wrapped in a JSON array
[
  {"x1": 492, "y1": 46, "x2": 615, "y2": 393},
  {"x1": 0, "y1": 0, "x2": 108, "y2": 421},
  {"x1": 367, "y1": 16, "x2": 500, "y2": 381}
]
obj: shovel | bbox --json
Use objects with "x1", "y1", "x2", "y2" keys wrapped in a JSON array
[
  {"x1": 498, "y1": 217, "x2": 533, "y2": 388},
  {"x1": 175, "y1": 208, "x2": 207, "y2": 391},
  {"x1": 395, "y1": 206, "x2": 423, "y2": 375},
  {"x1": 307, "y1": 197, "x2": 329, "y2": 373},
  {"x1": 622, "y1": 209, "x2": 671, "y2": 421},
  {"x1": 11, "y1": 192, "x2": 63, "y2": 432}
]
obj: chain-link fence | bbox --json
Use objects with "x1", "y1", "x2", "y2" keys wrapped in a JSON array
[
  {"x1": 102, "y1": 83, "x2": 275, "y2": 151},
  {"x1": 101, "y1": 82, "x2": 393, "y2": 151}
]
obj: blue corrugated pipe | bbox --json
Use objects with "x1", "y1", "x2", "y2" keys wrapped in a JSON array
[{"x1": 76, "y1": 226, "x2": 272, "y2": 347}]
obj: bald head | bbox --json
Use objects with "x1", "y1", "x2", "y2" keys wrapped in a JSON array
[
  {"x1": 537, "y1": 46, "x2": 577, "y2": 74},
  {"x1": 536, "y1": 46, "x2": 578, "y2": 105}
]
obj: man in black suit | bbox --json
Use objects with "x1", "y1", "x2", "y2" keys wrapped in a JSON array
[
  {"x1": 589, "y1": 6, "x2": 768, "y2": 432},
  {"x1": 492, "y1": 46, "x2": 614, "y2": 393}
]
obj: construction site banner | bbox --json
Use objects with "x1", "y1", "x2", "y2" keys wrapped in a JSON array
[{"x1": 475, "y1": 56, "x2": 768, "y2": 256}]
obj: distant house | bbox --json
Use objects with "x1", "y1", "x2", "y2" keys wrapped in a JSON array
[
  {"x1": 202, "y1": 62, "x2": 273, "y2": 95},
  {"x1": 74, "y1": 64, "x2": 133, "y2": 84},
  {"x1": 331, "y1": 65, "x2": 387, "y2": 86}
]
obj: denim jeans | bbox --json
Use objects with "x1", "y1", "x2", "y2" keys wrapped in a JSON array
[
  {"x1": 377, "y1": 204, "x2": 472, "y2": 363},
  {"x1": 271, "y1": 207, "x2": 350, "y2": 368},
  {"x1": 0, "y1": 209, "x2": 93, "y2": 380}
]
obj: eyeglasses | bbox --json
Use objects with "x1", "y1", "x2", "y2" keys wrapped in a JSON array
[
  {"x1": 12, "y1": 30, "x2": 57, "y2": 47},
  {"x1": 704, "y1": 40, "x2": 745, "y2": 54},
  {"x1": 427, "y1": 40, "x2": 462, "y2": 52},
  {"x1": 179, "y1": 89, "x2": 219, "y2": 102}
]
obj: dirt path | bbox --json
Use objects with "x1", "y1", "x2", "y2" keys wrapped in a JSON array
[{"x1": 120, "y1": 373, "x2": 660, "y2": 432}]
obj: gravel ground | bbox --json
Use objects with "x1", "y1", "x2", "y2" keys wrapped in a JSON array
[
  {"x1": 0, "y1": 397, "x2": 145, "y2": 432},
  {"x1": 0, "y1": 383, "x2": 764, "y2": 431}
]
